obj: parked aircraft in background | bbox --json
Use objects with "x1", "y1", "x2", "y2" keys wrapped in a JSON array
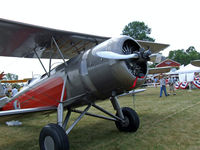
[
  {"x1": 191, "y1": 60, "x2": 200, "y2": 67},
  {"x1": 0, "y1": 19, "x2": 169, "y2": 150},
  {"x1": 1, "y1": 78, "x2": 31, "y2": 83},
  {"x1": 148, "y1": 66, "x2": 172, "y2": 74}
]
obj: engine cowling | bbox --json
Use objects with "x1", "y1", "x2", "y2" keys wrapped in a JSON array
[
  {"x1": 84, "y1": 36, "x2": 147, "y2": 98},
  {"x1": 64, "y1": 36, "x2": 148, "y2": 103}
]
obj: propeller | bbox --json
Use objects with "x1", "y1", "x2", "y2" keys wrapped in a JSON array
[
  {"x1": 93, "y1": 38, "x2": 152, "y2": 60},
  {"x1": 95, "y1": 51, "x2": 139, "y2": 60}
]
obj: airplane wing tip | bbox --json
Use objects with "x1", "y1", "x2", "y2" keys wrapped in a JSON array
[{"x1": 137, "y1": 40, "x2": 170, "y2": 53}]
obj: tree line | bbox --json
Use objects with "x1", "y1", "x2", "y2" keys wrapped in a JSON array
[{"x1": 168, "y1": 46, "x2": 200, "y2": 65}]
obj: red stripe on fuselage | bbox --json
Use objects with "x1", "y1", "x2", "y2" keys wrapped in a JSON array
[
  {"x1": 2, "y1": 77, "x2": 66, "y2": 111},
  {"x1": 130, "y1": 76, "x2": 145, "y2": 89}
]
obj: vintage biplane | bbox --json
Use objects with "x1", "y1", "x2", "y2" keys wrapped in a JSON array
[{"x1": 0, "y1": 19, "x2": 169, "y2": 150}]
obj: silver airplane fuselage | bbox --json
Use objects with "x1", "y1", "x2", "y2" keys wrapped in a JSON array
[{"x1": 2, "y1": 36, "x2": 148, "y2": 111}]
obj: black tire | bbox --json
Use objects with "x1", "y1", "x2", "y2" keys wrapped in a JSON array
[
  {"x1": 115, "y1": 107, "x2": 140, "y2": 132},
  {"x1": 39, "y1": 123, "x2": 69, "y2": 150}
]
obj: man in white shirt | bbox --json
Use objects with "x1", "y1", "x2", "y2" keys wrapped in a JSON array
[
  {"x1": 168, "y1": 75, "x2": 176, "y2": 95},
  {"x1": 12, "y1": 86, "x2": 18, "y2": 97}
]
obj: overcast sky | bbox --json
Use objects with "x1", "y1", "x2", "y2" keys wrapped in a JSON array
[{"x1": 0, "y1": 0, "x2": 200, "y2": 78}]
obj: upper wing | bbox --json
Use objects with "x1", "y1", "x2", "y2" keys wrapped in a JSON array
[
  {"x1": 0, "y1": 19, "x2": 169, "y2": 59},
  {"x1": 137, "y1": 40, "x2": 169, "y2": 53},
  {"x1": 0, "y1": 19, "x2": 109, "y2": 59}
]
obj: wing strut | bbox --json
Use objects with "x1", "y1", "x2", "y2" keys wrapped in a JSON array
[
  {"x1": 33, "y1": 36, "x2": 69, "y2": 79},
  {"x1": 52, "y1": 37, "x2": 67, "y2": 67},
  {"x1": 33, "y1": 48, "x2": 49, "y2": 76},
  {"x1": 57, "y1": 75, "x2": 67, "y2": 126},
  {"x1": 48, "y1": 41, "x2": 54, "y2": 77}
]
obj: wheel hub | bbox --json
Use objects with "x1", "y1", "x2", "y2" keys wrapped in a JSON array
[
  {"x1": 44, "y1": 136, "x2": 55, "y2": 150},
  {"x1": 121, "y1": 116, "x2": 130, "y2": 127}
]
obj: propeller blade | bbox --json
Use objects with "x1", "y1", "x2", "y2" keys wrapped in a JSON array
[
  {"x1": 95, "y1": 51, "x2": 139, "y2": 60},
  {"x1": 149, "y1": 54, "x2": 158, "y2": 58}
]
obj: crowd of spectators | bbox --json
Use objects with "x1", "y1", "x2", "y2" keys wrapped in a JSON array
[{"x1": 2, "y1": 85, "x2": 19, "y2": 98}]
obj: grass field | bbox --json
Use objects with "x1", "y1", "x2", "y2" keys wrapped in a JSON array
[{"x1": 0, "y1": 87, "x2": 200, "y2": 150}]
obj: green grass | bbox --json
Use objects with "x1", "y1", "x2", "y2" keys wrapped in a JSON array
[{"x1": 0, "y1": 87, "x2": 200, "y2": 150}]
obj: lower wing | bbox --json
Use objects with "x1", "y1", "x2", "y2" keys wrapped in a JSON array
[{"x1": 0, "y1": 106, "x2": 57, "y2": 122}]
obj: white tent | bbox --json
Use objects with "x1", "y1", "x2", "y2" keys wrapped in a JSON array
[
  {"x1": 166, "y1": 68, "x2": 178, "y2": 75},
  {"x1": 176, "y1": 64, "x2": 200, "y2": 82},
  {"x1": 176, "y1": 64, "x2": 200, "y2": 74}
]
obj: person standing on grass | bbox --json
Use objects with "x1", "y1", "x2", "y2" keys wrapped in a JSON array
[
  {"x1": 168, "y1": 75, "x2": 176, "y2": 95},
  {"x1": 154, "y1": 77, "x2": 158, "y2": 88},
  {"x1": 159, "y1": 74, "x2": 168, "y2": 97}
]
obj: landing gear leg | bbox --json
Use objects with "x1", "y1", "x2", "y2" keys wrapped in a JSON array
[
  {"x1": 111, "y1": 96, "x2": 140, "y2": 132},
  {"x1": 39, "y1": 104, "x2": 91, "y2": 150}
]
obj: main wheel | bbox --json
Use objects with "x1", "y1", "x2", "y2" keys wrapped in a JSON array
[
  {"x1": 39, "y1": 123, "x2": 69, "y2": 150},
  {"x1": 115, "y1": 107, "x2": 140, "y2": 132}
]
